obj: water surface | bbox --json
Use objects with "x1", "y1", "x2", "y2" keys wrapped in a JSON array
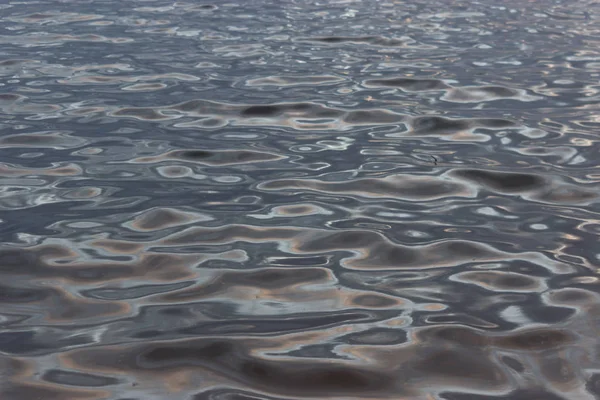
[{"x1": 1, "y1": 0, "x2": 600, "y2": 399}]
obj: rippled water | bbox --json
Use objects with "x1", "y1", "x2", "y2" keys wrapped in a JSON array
[{"x1": 1, "y1": 0, "x2": 600, "y2": 399}]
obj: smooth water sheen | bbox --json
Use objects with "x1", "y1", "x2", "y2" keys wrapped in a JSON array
[{"x1": 1, "y1": 0, "x2": 600, "y2": 399}]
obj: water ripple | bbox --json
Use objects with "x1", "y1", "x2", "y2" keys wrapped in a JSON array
[{"x1": 0, "y1": 0, "x2": 600, "y2": 399}]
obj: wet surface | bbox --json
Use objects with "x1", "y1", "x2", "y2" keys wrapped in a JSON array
[{"x1": 0, "y1": 0, "x2": 599, "y2": 399}]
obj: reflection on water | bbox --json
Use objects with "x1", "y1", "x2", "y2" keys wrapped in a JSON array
[{"x1": 0, "y1": 0, "x2": 600, "y2": 398}]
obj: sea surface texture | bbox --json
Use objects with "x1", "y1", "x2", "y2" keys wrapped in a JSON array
[{"x1": 0, "y1": 0, "x2": 600, "y2": 399}]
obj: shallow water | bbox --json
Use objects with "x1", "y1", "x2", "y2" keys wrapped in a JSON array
[{"x1": 1, "y1": 0, "x2": 600, "y2": 399}]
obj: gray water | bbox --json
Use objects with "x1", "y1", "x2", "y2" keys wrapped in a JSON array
[{"x1": 1, "y1": 0, "x2": 600, "y2": 399}]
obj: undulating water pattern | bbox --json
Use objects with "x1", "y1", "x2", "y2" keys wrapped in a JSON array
[{"x1": 1, "y1": 0, "x2": 600, "y2": 399}]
